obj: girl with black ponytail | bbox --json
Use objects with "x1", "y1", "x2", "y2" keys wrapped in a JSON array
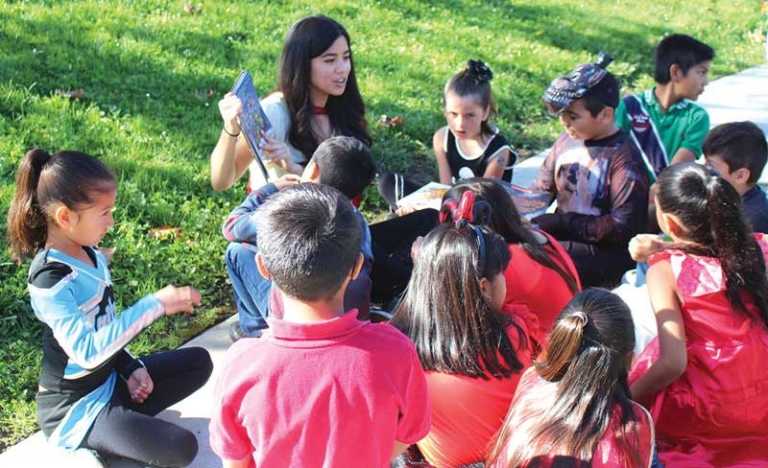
[
  {"x1": 391, "y1": 210, "x2": 536, "y2": 466},
  {"x1": 377, "y1": 60, "x2": 517, "y2": 210},
  {"x1": 488, "y1": 289, "x2": 654, "y2": 467},
  {"x1": 630, "y1": 162, "x2": 768, "y2": 466}
]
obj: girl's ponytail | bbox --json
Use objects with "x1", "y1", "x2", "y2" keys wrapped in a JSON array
[
  {"x1": 706, "y1": 176, "x2": 768, "y2": 324},
  {"x1": 536, "y1": 311, "x2": 587, "y2": 381},
  {"x1": 7, "y1": 149, "x2": 52, "y2": 261},
  {"x1": 6, "y1": 149, "x2": 116, "y2": 262}
]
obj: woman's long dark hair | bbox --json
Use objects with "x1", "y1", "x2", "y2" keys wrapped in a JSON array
[
  {"x1": 489, "y1": 289, "x2": 641, "y2": 466},
  {"x1": 656, "y1": 162, "x2": 768, "y2": 325},
  {"x1": 278, "y1": 15, "x2": 371, "y2": 159},
  {"x1": 443, "y1": 178, "x2": 579, "y2": 293},
  {"x1": 391, "y1": 223, "x2": 524, "y2": 379},
  {"x1": 6, "y1": 149, "x2": 115, "y2": 261}
]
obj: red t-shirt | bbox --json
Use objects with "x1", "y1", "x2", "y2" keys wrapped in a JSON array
[
  {"x1": 209, "y1": 310, "x2": 431, "y2": 467},
  {"x1": 504, "y1": 232, "x2": 580, "y2": 338},
  {"x1": 418, "y1": 312, "x2": 534, "y2": 466}
]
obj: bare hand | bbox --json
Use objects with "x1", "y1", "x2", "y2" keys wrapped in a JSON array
[
  {"x1": 395, "y1": 205, "x2": 418, "y2": 217},
  {"x1": 274, "y1": 174, "x2": 301, "y2": 191},
  {"x1": 628, "y1": 234, "x2": 667, "y2": 262},
  {"x1": 154, "y1": 285, "x2": 201, "y2": 316},
  {"x1": 261, "y1": 134, "x2": 292, "y2": 167},
  {"x1": 127, "y1": 367, "x2": 154, "y2": 404},
  {"x1": 218, "y1": 92, "x2": 242, "y2": 135}
]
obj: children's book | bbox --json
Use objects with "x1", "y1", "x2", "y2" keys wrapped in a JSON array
[
  {"x1": 396, "y1": 182, "x2": 451, "y2": 211},
  {"x1": 232, "y1": 70, "x2": 271, "y2": 182},
  {"x1": 501, "y1": 182, "x2": 554, "y2": 220}
]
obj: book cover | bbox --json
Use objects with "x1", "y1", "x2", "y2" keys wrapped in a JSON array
[{"x1": 232, "y1": 70, "x2": 271, "y2": 182}]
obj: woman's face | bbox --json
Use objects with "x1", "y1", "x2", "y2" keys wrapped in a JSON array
[{"x1": 309, "y1": 35, "x2": 351, "y2": 104}]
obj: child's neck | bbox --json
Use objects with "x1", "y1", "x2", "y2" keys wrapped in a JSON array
[
  {"x1": 279, "y1": 290, "x2": 347, "y2": 323},
  {"x1": 654, "y1": 84, "x2": 683, "y2": 113},
  {"x1": 45, "y1": 225, "x2": 91, "y2": 263},
  {"x1": 588, "y1": 123, "x2": 619, "y2": 141}
]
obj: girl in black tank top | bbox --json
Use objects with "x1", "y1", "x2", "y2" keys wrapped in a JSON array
[{"x1": 377, "y1": 60, "x2": 517, "y2": 211}]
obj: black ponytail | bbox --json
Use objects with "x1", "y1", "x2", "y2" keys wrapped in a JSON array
[
  {"x1": 656, "y1": 163, "x2": 768, "y2": 326},
  {"x1": 6, "y1": 149, "x2": 116, "y2": 261},
  {"x1": 706, "y1": 176, "x2": 768, "y2": 321}
]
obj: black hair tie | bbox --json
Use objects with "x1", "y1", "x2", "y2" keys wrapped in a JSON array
[{"x1": 467, "y1": 59, "x2": 493, "y2": 84}]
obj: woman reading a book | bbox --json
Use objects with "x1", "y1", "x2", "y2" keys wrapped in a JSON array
[{"x1": 210, "y1": 15, "x2": 371, "y2": 192}]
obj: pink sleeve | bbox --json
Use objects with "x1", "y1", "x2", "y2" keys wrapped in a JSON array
[
  {"x1": 395, "y1": 345, "x2": 432, "y2": 444},
  {"x1": 209, "y1": 365, "x2": 254, "y2": 461}
]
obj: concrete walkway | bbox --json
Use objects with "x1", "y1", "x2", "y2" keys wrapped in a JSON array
[{"x1": 1, "y1": 64, "x2": 766, "y2": 468}]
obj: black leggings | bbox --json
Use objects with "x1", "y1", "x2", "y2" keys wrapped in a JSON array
[
  {"x1": 82, "y1": 347, "x2": 213, "y2": 467},
  {"x1": 560, "y1": 240, "x2": 635, "y2": 288}
]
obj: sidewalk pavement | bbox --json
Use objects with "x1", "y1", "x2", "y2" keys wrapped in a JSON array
[{"x1": 1, "y1": 64, "x2": 766, "y2": 468}]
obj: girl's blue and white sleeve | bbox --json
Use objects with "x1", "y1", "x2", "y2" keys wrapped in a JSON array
[{"x1": 29, "y1": 278, "x2": 165, "y2": 372}]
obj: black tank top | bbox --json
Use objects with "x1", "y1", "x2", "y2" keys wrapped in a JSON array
[{"x1": 445, "y1": 127, "x2": 516, "y2": 182}]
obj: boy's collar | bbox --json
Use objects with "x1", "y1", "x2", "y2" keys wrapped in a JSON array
[{"x1": 648, "y1": 88, "x2": 689, "y2": 113}]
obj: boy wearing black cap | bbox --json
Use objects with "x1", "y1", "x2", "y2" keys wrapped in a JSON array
[{"x1": 530, "y1": 55, "x2": 650, "y2": 287}]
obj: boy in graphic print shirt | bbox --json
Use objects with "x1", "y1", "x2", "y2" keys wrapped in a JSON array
[{"x1": 530, "y1": 55, "x2": 649, "y2": 288}]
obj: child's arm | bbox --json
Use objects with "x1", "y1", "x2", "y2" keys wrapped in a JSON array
[
  {"x1": 670, "y1": 109, "x2": 709, "y2": 165},
  {"x1": 669, "y1": 148, "x2": 696, "y2": 165},
  {"x1": 432, "y1": 128, "x2": 453, "y2": 184},
  {"x1": 222, "y1": 457, "x2": 251, "y2": 468},
  {"x1": 482, "y1": 149, "x2": 511, "y2": 180},
  {"x1": 30, "y1": 282, "x2": 164, "y2": 372},
  {"x1": 630, "y1": 259, "x2": 688, "y2": 401},
  {"x1": 221, "y1": 175, "x2": 300, "y2": 243}
]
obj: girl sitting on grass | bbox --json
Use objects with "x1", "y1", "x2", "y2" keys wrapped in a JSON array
[
  {"x1": 7, "y1": 149, "x2": 212, "y2": 468},
  {"x1": 378, "y1": 60, "x2": 516, "y2": 210},
  {"x1": 391, "y1": 219, "x2": 535, "y2": 466},
  {"x1": 488, "y1": 289, "x2": 654, "y2": 468},
  {"x1": 441, "y1": 179, "x2": 581, "y2": 337},
  {"x1": 630, "y1": 162, "x2": 768, "y2": 466}
]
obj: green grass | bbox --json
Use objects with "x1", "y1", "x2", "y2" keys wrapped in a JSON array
[{"x1": 0, "y1": 0, "x2": 764, "y2": 450}]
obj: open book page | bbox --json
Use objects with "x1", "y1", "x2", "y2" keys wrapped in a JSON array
[{"x1": 396, "y1": 182, "x2": 451, "y2": 211}]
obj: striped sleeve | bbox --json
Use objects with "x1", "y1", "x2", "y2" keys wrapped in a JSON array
[{"x1": 29, "y1": 278, "x2": 164, "y2": 372}]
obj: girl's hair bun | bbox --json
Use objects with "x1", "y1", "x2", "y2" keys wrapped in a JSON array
[{"x1": 467, "y1": 59, "x2": 493, "y2": 84}]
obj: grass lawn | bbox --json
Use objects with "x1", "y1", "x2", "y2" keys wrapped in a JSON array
[{"x1": 0, "y1": 0, "x2": 765, "y2": 450}]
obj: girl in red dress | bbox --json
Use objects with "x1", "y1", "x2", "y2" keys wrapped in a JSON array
[
  {"x1": 630, "y1": 162, "x2": 768, "y2": 467},
  {"x1": 441, "y1": 178, "x2": 581, "y2": 337},
  {"x1": 488, "y1": 289, "x2": 654, "y2": 468}
]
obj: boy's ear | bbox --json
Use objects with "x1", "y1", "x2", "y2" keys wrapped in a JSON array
[
  {"x1": 732, "y1": 167, "x2": 751, "y2": 186},
  {"x1": 598, "y1": 106, "x2": 615, "y2": 123},
  {"x1": 301, "y1": 158, "x2": 321, "y2": 183},
  {"x1": 255, "y1": 253, "x2": 272, "y2": 280},
  {"x1": 670, "y1": 63, "x2": 685, "y2": 82}
]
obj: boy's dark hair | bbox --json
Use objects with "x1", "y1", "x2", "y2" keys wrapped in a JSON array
[
  {"x1": 255, "y1": 183, "x2": 362, "y2": 301},
  {"x1": 703, "y1": 121, "x2": 768, "y2": 185},
  {"x1": 581, "y1": 72, "x2": 620, "y2": 117},
  {"x1": 313, "y1": 136, "x2": 376, "y2": 199},
  {"x1": 654, "y1": 34, "x2": 715, "y2": 84}
]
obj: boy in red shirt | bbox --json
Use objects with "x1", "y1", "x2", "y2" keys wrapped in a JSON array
[{"x1": 209, "y1": 184, "x2": 431, "y2": 468}]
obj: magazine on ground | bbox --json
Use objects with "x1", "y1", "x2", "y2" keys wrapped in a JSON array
[{"x1": 232, "y1": 70, "x2": 271, "y2": 182}]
